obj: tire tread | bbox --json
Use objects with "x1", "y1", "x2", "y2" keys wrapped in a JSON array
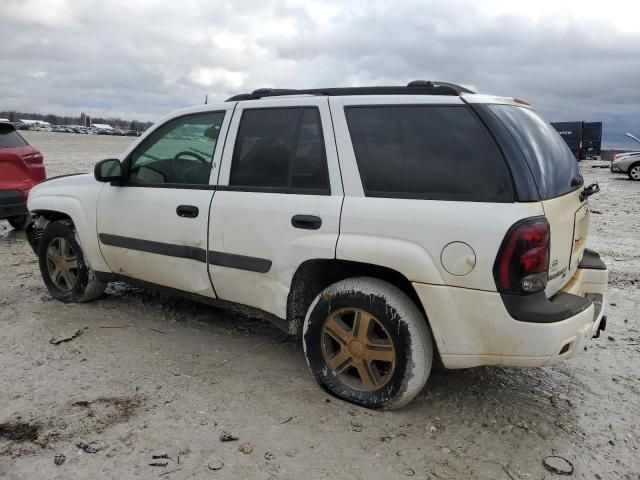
[{"x1": 303, "y1": 276, "x2": 433, "y2": 409}]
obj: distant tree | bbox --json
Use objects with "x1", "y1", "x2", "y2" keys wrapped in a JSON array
[{"x1": 0, "y1": 109, "x2": 154, "y2": 129}]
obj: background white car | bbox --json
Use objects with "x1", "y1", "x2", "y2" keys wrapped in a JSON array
[{"x1": 610, "y1": 133, "x2": 640, "y2": 180}]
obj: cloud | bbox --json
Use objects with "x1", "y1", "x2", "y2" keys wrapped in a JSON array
[
  {"x1": 189, "y1": 68, "x2": 247, "y2": 90},
  {"x1": 0, "y1": 0, "x2": 639, "y2": 147},
  {"x1": 28, "y1": 71, "x2": 48, "y2": 79}
]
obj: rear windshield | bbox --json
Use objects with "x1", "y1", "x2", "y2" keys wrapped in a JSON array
[
  {"x1": 345, "y1": 105, "x2": 514, "y2": 202},
  {"x1": 487, "y1": 105, "x2": 582, "y2": 199},
  {"x1": 0, "y1": 124, "x2": 28, "y2": 149}
]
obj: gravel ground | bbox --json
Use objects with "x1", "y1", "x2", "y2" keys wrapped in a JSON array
[{"x1": 0, "y1": 132, "x2": 639, "y2": 479}]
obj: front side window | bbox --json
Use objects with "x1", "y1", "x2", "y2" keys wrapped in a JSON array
[
  {"x1": 345, "y1": 105, "x2": 514, "y2": 201},
  {"x1": 128, "y1": 112, "x2": 225, "y2": 185},
  {"x1": 229, "y1": 107, "x2": 329, "y2": 192}
]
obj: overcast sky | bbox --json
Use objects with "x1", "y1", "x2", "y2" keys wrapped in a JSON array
[{"x1": 1, "y1": 0, "x2": 639, "y2": 147}]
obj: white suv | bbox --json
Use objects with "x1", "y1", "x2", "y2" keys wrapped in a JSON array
[{"x1": 27, "y1": 81, "x2": 608, "y2": 409}]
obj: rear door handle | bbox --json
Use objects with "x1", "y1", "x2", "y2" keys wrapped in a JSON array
[
  {"x1": 176, "y1": 205, "x2": 199, "y2": 218},
  {"x1": 291, "y1": 214, "x2": 322, "y2": 230}
]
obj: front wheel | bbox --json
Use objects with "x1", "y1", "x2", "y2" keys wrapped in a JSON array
[
  {"x1": 38, "y1": 221, "x2": 106, "y2": 302},
  {"x1": 628, "y1": 163, "x2": 640, "y2": 181},
  {"x1": 303, "y1": 277, "x2": 433, "y2": 410}
]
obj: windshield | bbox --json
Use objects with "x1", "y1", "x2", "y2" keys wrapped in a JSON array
[{"x1": 487, "y1": 105, "x2": 582, "y2": 199}]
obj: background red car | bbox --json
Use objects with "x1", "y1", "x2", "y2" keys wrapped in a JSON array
[{"x1": 0, "y1": 122, "x2": 46, "y2": 229}]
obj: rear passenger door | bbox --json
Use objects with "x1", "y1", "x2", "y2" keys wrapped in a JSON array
[{"x1": 209, "y1": 98, "x2": 343, "y2": 319}]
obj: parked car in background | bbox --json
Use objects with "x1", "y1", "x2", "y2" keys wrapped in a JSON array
[
  {"x1": 610, "y1": 132, "x2": 640, "y2": 181},
  {"x1": 0, "y1": 121, "x2": 46, "y2": 229}
]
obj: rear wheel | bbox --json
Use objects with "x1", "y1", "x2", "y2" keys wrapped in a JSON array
[
  {"x1": 303, "y1": 277, "x2": 433, "y2": 410},
  {"x1": 628, "y1": 163, "x2": 640, "y2": 181},
  {"x1": 38, "y1": 221, "x2": 106, "y2": 302},
  {"x1": 7, "y1": 215, "x2": 31, "y2": 230}
]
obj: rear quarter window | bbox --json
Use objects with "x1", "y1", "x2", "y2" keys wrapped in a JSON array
[
  {"x1": 0, "y1": 125, "x2": 28, "y2": 148},
  {"x1": 486, "y1": 105, "x2": 582, "y2": 199},
  {"x1": 345, "y1": 105, "x2": 514, "y2": 202}
]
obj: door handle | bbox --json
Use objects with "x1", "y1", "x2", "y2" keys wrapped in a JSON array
[
  {"x1": 176, "y1": 205, "x2": 199, "y2": 218},
  {"x1": 291, "y1": 214, "x2": 322, "y2": 230}
]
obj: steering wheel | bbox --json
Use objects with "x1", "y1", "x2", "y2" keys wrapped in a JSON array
[
  {"x1": 171, "y1": 150, "x2": 213, "y2": 184},
  {"x1": 173, "y1": 150, "x2": 209, "y2": 166}
]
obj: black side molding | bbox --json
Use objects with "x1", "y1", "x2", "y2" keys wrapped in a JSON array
[
  {"x1": 501, "y1": 291, "x2": 593, "y2": 323},
  {"x1": 209, "y1": 251, "x2": 271, "y2": 273},
  {"x1": 98, "y1": 233, "x2": 271, "y2": 273},
  {"x1": 99, "y1": 233, "x2": 207, "y2": 262},
  {"x1": 579, "y1": 248, "x2": 607, "y2": 270}
]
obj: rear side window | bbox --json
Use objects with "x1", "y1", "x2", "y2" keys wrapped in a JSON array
[
  {"x1": 487, "y1": 105, "x2": 582, "y2": 199},
  {"x1": 345, "y1": 106, "x2": 513, "y2": 201},
  {"x1": 0, "y1": 125, "x2": 28, "y2": 148},
  {"x1": 229, "y1": 107, "x2": 329, "y2": 192}
]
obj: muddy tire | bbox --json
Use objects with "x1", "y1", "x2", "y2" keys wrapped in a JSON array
[
  {"x1": 7, "y1": 215, "x2": 31, "y2": 230},
  {"x1": 38, "y1": 221, "x2": 106, "y2": 303},
  {"x1": 303, "y1": 277, "x2": 433, "y2": 410}
]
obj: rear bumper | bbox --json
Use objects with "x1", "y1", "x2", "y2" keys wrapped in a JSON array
[
  {"x1": 0, "y1": 189, "x2": 27, "y2": 219},
  {"x1": 413, "y1": 249, "x2": 608, "y2": 369}
]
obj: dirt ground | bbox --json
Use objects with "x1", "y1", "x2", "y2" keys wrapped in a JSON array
[{"x1": 1, "y1": 132, "x2": 639, "y2": 479}]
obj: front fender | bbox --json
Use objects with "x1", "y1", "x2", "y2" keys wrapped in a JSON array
[{"x1": 27, "y1": 174, "x2": 110, "y2": 273}]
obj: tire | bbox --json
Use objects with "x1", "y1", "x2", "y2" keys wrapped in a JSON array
[
  {"x1": 628, "y1": 163, "x2": 640, "y2": 181},
  {"x1": 7, "y1": 215, "x2": 31, "y2": 230},
  {"x1": 303, "y1": 277, "x2": 433, "y2": 410},
  {"x1": 38, "y1": 221, "x2": 106, "y2": 302}
]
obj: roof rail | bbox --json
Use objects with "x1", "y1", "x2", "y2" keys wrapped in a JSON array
[{"x1": 225, "y1": 81, "x2": 474, "y2": 101}]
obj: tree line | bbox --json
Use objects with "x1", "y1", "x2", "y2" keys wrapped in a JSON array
[{"x1": 0, "y1": 110, "x2": 153, "y2": 132}]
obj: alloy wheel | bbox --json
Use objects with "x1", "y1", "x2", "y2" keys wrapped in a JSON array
[
  {"x1": 321, "y1": 308, "x2": 396, "y2": 391},
  {"x1": 630, "y1": 165, "x2": 640, "y2": 180},
  {"x1": 45, "y1": 237, "x2": 79, "y2": 292}
]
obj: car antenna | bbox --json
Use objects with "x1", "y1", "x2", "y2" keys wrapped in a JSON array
[{"x1": 204, "y1": 94, "x2": 208, "y2": 105}]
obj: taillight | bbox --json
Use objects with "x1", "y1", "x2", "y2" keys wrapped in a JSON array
[
  {"x1": 22, "y1": 152, "x2": 43, "y2": 165},
  {"x1": 493, "y1": 217, "x2": 550, "y2": 294}
]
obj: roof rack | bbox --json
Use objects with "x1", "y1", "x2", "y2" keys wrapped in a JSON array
[{"x1": 225, "y1": 81, "x2": 474, "y2": 102}]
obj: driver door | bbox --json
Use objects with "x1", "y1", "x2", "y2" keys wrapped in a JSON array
[{"x1": 96, "y1": 108, "x2": 232, "y2": 296}]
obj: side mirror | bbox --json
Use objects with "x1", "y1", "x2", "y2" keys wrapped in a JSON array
[{"x1": 94, "y1": 158, "x2": 123, "y2": 183}]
